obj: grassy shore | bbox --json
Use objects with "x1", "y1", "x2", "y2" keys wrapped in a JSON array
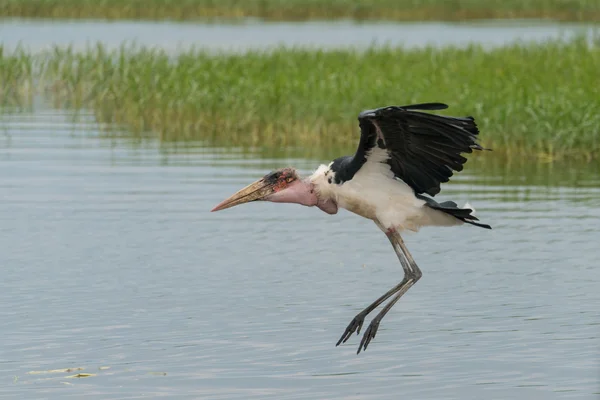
[
  {"x1": 1, "y1": 38, "x2": 599, "y2": 161},
  {"x1": 1, "y1": 0, "x2": 600, "y2": 22}
]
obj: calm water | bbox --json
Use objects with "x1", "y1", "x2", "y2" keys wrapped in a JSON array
[
  {"x1": 1, "y1": 18, "x2": 597, "y2": 53},
  {"x1": 1, "y1": 108, "x2": 599, "y2": 399}
]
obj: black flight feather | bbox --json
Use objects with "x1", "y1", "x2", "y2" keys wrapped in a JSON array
[
  {"x1": 355, "y1": 103, "x2": 489, "y2": 196},
  {"x1": 327, "y1": 102, "x2": 491, "y2": 229}
]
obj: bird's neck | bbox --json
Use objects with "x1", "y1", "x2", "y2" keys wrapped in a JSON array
[{"x1": 308, "y1": 165, "x2": 339, "y2": 215}]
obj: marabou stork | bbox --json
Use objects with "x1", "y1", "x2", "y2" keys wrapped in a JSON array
[{"x1": 211, "y1": 103, "x2": 491, "y2": 354}]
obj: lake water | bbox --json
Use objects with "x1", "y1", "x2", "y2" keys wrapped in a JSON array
[
  {"x1": 1, "y1": 18, "x2": 598, "y2": 53},
  {"x1": 1, "y1": 107, "x2": 599, "y2": 399}
]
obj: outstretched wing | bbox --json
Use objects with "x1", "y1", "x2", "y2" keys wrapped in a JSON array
[{"x1": 353, "y1": 102, "x2": 487, "y2": 196}]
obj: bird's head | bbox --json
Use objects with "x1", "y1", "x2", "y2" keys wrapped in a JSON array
[{"x1": 211, "y1": 167, "x2": 318, "y2": 212}]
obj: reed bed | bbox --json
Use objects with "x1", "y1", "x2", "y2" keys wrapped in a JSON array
[
  {"x1": 2, "y1": 0, "x2": 599, "y2": 22},
  {"x1": 1, "y1": 38, "x2": 599, "y2": 161},
  {"x1": 0, "y1": 47, "x2": 35, "y2": 109}
]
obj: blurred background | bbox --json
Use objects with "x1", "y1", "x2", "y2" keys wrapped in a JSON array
[{"x1": 1, "y1": 1, "x2": 599, "y2": 399}]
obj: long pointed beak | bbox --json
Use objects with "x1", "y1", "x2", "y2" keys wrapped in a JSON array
[{"x1": 211, "y1": 178, "x2": 276, "y2": 212}]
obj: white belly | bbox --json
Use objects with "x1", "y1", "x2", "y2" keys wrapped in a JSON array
[
  {"x1": 338, "y1": 178, "x2": 461, "y2": 232},
  {"x1": 310, "y1": 149, "x2": 462, "y2": 232},
  {"x1": 318, "y1": 155, "x2": 460, "y2": 232},
  {"x1": 336, "y1": 177, "x2": 418, "y2": 231}
]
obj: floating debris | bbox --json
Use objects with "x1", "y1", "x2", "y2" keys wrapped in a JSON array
[
  {"x1": 65, "y1": 373, "x2": 96, "y2": 379},
  {"x1": 28, "y1": 367, "x2": 85, "y2": 375}
]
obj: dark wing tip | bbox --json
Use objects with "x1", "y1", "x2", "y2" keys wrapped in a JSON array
[
  {"x1": 401, "y1": 103, "x2": 448, "y2": 111},
  {"x1": 358, "y1": 102, "x2": 448, "y2": 120},
  {"x1": 357, "y1": 109, "x2": 377, "y2": 120}
]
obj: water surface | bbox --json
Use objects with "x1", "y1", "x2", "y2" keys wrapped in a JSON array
[
  {"x1": 1, "y1": 18, "x2": 597, "y2": 53},
  {"x1": 0, "y1": 108, "x2": 599, "y2": 399}
]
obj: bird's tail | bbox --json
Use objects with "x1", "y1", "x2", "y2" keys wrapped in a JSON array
[
  {"x1": 418, "y1": 195, "x2": 491, "y2": 229},
  {"x1": 433, "y1": 202, "x2": 491, "y2": 229},
  {"x1": 464, "y1": 202, "x2": 475, "y2": 215},
  {"x1": 456, "y1": 201, "x2": 490, "y2": 229}
]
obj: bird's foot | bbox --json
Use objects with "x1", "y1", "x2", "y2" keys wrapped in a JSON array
[
  {"x1": 357, "y1": 317, "x2": 381, "y2": 354},
  {"x1": 335, "y1": 312, "x2": 367, "y2": 347}
]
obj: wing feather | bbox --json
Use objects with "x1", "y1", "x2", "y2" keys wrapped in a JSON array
[{"x1": 356, "y1": 103, "x2": 488, "y2": 196}]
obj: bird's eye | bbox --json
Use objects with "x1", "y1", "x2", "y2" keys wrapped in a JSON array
[{"x1": 286, "y1": 177, "x2": 294, "y2": 183}]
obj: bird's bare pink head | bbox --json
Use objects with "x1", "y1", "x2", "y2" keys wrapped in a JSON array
[{"x1": 211, "y1": 167, "x2": 318, "y2": 212}]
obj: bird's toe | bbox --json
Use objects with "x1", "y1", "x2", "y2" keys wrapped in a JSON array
[
  {"x1": 357, "y1": 318, "x2": 380, "y2": 354},
  {"x1": 336, "y1": 313, "x2": 366, "y2": 346}
]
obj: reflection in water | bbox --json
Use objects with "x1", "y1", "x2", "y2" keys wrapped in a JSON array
[
  {"x1": 1, "y1": 108, "x2": 599, "y2": 399},
  {"x1": 1, "y1": 18, "x2": 598, "y2": 53}
]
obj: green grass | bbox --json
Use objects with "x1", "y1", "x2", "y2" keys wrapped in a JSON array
[
  {"x1": 0, "y1": 47, "x2": 35, "y2": 109},
  {"x1": 1, "y1": 38, "x2": 600, "y2": 161},
  {"x1": 1, "y1": 0, "x2": 600, "y2": 22}
]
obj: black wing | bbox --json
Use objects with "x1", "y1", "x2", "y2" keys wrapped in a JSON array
[{"x1": 349, "y1": 102, "x2": 487, "y2": 196}]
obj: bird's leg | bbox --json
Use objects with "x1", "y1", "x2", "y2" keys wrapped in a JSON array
[
  {"x1": 357, "y1": 229, "x2": 422, "y2": 354},
  {"x1": 335, "y1": 224, "x2": 419, "y2": 348}
]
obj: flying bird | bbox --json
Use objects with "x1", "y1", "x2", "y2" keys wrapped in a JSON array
[{"x1": 211, "y1": 103, "x2": 491, "y2": 354}]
